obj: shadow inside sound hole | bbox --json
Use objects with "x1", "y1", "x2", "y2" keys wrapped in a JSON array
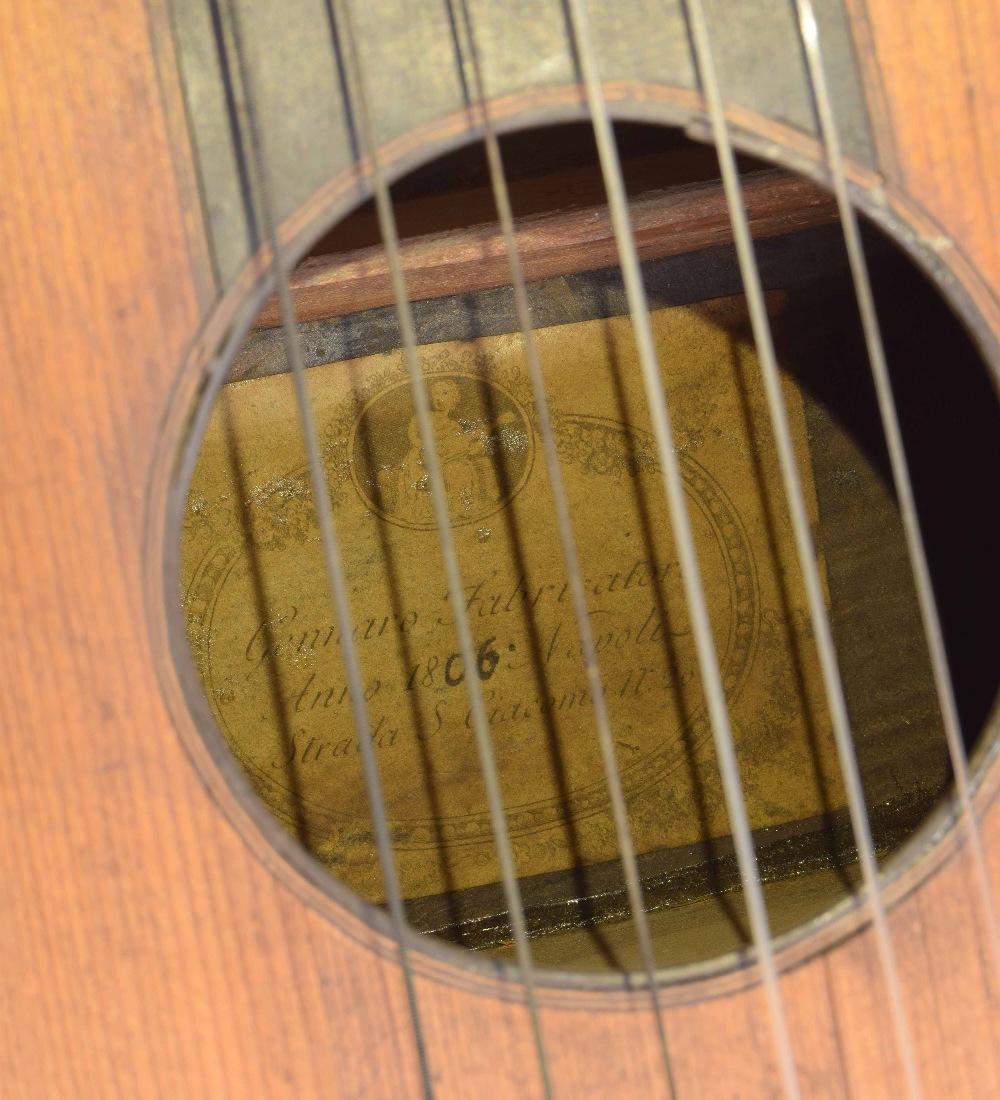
[
  {"x1": 599, "y1": 313, "x2": 749, "y2": 958},
  {"x1": 784, "y1": 223, "x2": 1000, "y2": 757},
  {"x1": 477, "y1": 357, "x2": 619, "y2": 962},
  {"x1": 723, "y1": 324, "x2": 854, "y2": 899},
  {"x1": 220, "y1": 393, "x2": 311, "y2": 846},
  {"x1": 349, "y1": 361, "x2": 467, "y2": 930}
]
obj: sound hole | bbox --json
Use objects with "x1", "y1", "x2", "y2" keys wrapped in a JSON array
[{"x1": 178, "y1": 122, "x2": 1000, "y2": 972}]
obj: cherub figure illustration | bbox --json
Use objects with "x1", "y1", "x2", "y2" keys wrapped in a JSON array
[{"x1": 390, "y1": 378, "x2": 511, "y2": 525}]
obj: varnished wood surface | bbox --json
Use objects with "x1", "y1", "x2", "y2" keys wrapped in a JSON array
[
  {"x1": 862, "y1": 0, "x2": 1000, "y2": 295},
  {"x1": 253, "y1": 168, "x2": 837, "y2": 327},
  {"x1": 2, "y1": 0, "x2": 1000, "y2": 1096}
]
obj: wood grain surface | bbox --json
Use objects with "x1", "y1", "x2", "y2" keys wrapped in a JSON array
[
  {"x1": 861, "y1": 0, "x2": 1000, "y2": 292},
  {"x1": 2, "y1": 0, "x2": 1000, "y2": 1097}
]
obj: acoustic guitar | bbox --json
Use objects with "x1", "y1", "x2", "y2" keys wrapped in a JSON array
[{"x1": 3, "y1": 0, "x2": 1000, "y2": 1096}]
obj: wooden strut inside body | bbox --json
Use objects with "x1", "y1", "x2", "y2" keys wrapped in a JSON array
[{"x1": 253, "y1": 169, "x2": 837, "y2": 328}]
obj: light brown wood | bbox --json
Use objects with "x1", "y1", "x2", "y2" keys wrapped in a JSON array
[
  {"x1": 862, "y1": 0, "x2": 1000, "y2": 306},
  {"x1": 3, "y1": 1, "x2": 1000, "y2": 1097},
  {"x1": 254, "y1": 168, "x2": 837, "y2": 327}
]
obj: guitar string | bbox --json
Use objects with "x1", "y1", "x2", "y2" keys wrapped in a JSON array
[
  {"x1": 215, "y1": 2, "x2": 436, "y2": 1096},
  {"x1": 792, "y1": 0, "x2": 1000, "y2": 989},
  {"x1": 560, "y1": 1, "x2": 802, "y2": 1096},
  {"x1": 326, "y1": 1, "x2": 554, "y2": 1095},
  {"x1": 444, "y1": 0, "x2": 677, "y2": 1093},
  {"x1": 680, "y1": 1, "x2": 923, "y2": 1096}
]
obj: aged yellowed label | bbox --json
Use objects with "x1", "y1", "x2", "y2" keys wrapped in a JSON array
[{"x1": 182, "y1": 296, "x2": 844, "y2": 903}]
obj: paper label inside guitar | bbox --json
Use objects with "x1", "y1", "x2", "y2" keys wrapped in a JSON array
[{"x1": 181, "y1": 294, "x2": 846, "y2": 903}]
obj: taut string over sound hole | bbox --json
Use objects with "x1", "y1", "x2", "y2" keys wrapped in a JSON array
[{"x1": 177, "y1": 13, "x2": 1000, "y2": 1099}]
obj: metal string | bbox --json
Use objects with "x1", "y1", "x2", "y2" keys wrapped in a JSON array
[
  {"x1": 445, "y1": 1, "x2": 676, "y2": 1093},
  {"x1": 216, "y1": 2, "x2": 435, "y2": 1096},
  {"x1": 681, "y1": 1, "x2": 923, "y2": 1096},
  {"x1": 326, "y1": 1, "x2": 554, "y2": 1095},
  {"x1": 791, "y1": 0, "x2": 1000, "y2": 991},
  {"x1": 561, "y1": 1, "x2": 802, "y2": 1096}
]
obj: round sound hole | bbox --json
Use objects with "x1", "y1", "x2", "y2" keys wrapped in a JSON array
[{"x1": 176, "y1": 121, "x2": 1000, "y2": 975}]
